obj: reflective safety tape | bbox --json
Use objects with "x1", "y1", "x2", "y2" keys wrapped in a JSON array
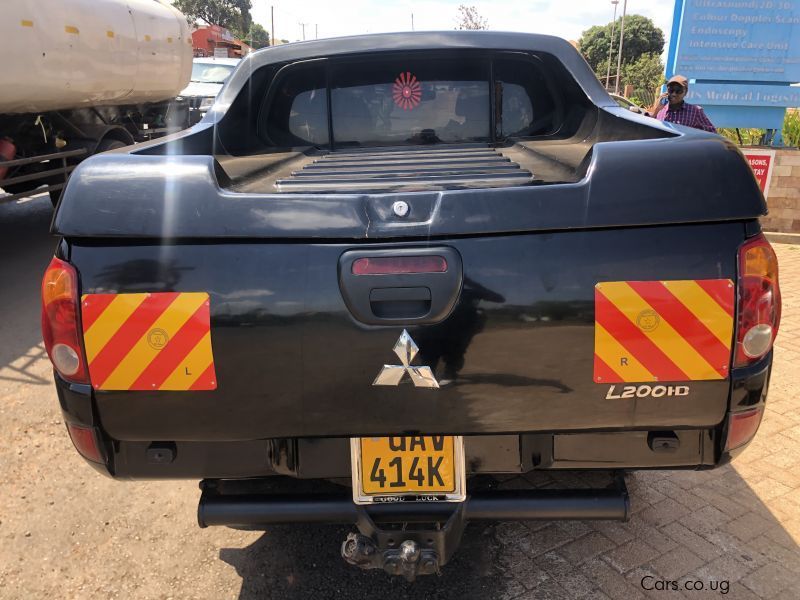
[
  {"x1": 594, "y1": 280, "x2": 734, "y2": 383},
  {"x1": 81, "y1": 292, "x2": 217, "y2": 391}
]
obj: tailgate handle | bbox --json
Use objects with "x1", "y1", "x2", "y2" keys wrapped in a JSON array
[
  {"x1": 370, "y1": 287, "x2": 431, "y2": 303},
  {"x1": 339, "y1": 247, "x2": 463, "y2": 326},
  {"x1": 370, "y1": 287, "x2": 432, "y2": 320}
]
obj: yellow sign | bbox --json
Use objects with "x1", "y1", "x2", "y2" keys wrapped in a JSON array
[
  {"x1": 81, "y1": 292, "x2": 217, "y2": 391},
  {"x1": 359, "y1": 436, "x2": 456, "y2": 494},
  {"x1": 594, "y1": 280, "x2": 734, "y2": 383}
]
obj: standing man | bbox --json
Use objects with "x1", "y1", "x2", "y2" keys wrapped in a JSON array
[{"x1": 649, "y1": 75, "x2": 716, "y2": 133}]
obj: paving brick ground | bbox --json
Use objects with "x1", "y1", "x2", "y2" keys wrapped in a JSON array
[{"x1": 1, "y1": 198, "x2": 799, "y2": 599}]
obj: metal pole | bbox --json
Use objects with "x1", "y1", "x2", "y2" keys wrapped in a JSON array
[
  {"x1": 301, "y1": 23, "x2": 305, "y2": 41},
  {"x1": 411, "y1": 13, "x2": 415, "y2": 31},
  {"x1": 614, "y1": 0, "x2": 628, "y2": 95},
  {"x1": 605, "y1": 1, "x2": 619, "y2": 91},
  {"x1": 315, "y1": 24, "x2": 318, "y2": 39},
  {"x1": 270, "y1": 6, "x2": 274, "y2": 46}
]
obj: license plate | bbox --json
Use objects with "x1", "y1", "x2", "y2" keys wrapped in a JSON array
[{"x1": 350, "y1": 435, "x2": 466, "y2": 504}]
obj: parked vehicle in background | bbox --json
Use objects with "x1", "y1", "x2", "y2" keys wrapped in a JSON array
[
  {"x1": 44, "y1": 31, "x2": 780, "y2": 580},
  {"x1": 610, "y1": 93, "x2": 650, "y2": 117},
  {"x1": 0, "y1": 0, "x2": 192, "y2": 206},
  {"x1": 177, "y1": 57, "x2": 241, "y2": 124}
]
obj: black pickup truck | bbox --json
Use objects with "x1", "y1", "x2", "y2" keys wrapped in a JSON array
[{"x1": 42, "y1": 32, "x2": 781, "y2": 579}]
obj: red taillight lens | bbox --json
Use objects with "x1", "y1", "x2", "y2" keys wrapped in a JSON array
[
  {"x1": 735, "y1": 235, "x2": 781, "y2": 367},
  {"x1": 724, "y1": 407, "x2": 764, "y2": 451},
  {"x1": 41, "y1": 257, "x2": 90, "y2": 384},
  {"x1": 352, "y1": 256, "x2": 448, "y2": 275},
  {"x1": 66, "y1": 423, "x2": 103, "y2": 463}
]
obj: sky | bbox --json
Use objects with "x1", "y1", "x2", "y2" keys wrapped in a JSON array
[{"x1": 250, "y1": 0, "x2": 676, "y2": 50}]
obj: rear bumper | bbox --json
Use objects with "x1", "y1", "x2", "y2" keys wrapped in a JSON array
[
  {"x1": 196, "y1": 474, "x2": 631, "y2": 575},
  {"x1": 198, "y1": 488, "x2": 630, "y2": 529}
]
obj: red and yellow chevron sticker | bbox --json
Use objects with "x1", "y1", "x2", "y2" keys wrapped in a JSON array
[
  {"x1": 81, "y1": 292, "x2": 217, "y2": 391},
  {"x1": 594, "y1": 280, "x2": 734, "y2": 383}
]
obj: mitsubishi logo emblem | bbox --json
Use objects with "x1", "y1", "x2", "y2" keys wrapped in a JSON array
[{"x1": 373, "y1": 330, "x2": 439, "y2": 388}]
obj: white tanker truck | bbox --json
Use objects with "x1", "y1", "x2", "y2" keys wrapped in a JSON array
[{"x1": 0, "y1": 0, "x2": 193, "y2": 205}]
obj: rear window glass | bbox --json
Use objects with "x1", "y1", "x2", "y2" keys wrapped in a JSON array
[
  {"x1": 264, "y1": 65, "x2": 329, "y2": 147},
  {"x1": 495, "y1": 59, "x2": 557, "y2": 138},
  {"x1": 330, "y1": 59, "x2": 490, "y2": 146},
  {"x1": 261, "y1": 55, "x2": 559, "y2": 148}
]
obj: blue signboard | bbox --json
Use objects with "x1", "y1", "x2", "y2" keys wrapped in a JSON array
[
  {"x1": 665, "y1": 0, "x2": 800, "y2": 136},
  {"x1": 688, "y1": 83, "x2": 800, "y2": 105},
  {"x1": 668, "y1": 0, "x2": 800, "y2": 83}
]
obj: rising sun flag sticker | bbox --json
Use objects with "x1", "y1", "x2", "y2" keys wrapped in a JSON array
[
  {"x1": 393, "y1": 71, "x2": 421, "y2": 110},
  {"x1": 81, "y1": 292, "x2": 217, "y2": 391}
]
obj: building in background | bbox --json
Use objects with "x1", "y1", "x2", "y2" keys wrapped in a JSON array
[{"x1": 191, "y1": 25, "x2": 251, "y2": 58}]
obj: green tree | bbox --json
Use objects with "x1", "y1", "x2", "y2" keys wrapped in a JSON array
[
  {"x1": 579, "y1": 14, "x2": 664, "y2": 73},
  {"x1": 173, "y1": 0, "x2": 252, "y2": 37},
  {"x1": 243, "y1": 22, "x2": 270, "y2": 49},
  {"x1": 621, "y1": 53, "x2": 664, "y2": 104},
  {"x1": 455, "y1": 5, "x2": 488, "y2": 30}
]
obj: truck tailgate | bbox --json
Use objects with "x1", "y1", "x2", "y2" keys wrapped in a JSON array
[{"x1": 70, "y1": 221, "x2": 742, "y2": 441}]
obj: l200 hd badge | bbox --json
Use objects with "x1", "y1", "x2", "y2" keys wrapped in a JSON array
[
  {"x1": 605, "y1": 384, "x2": 690, "y2": 399},
  {"x1": 373, "y1": 330, "x2": 439, "y2": 388}
]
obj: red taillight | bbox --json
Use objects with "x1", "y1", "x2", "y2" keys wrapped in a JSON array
[
  {"x1": 724, "y1": 407, "x2": 764, "y2": 451},
  {"x1": 352, "y1": 256, "x2": 448, "y2": 275},
  {"x1": 66, "y1": 423, "x2": 103, "y2": 463},
  {"x1": 735, "y1": 234, "x2": 781, "y2": 367},
  {"x1": 41, "y1": 257, "x2": 90, "y2": 384}
]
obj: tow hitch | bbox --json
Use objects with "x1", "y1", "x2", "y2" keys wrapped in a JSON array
[
  {"x1": 342, "y1": 535, "x2": 439, "y2": 581},
  {"x1": 340, "y1": 503, "x2": 469, "y2": 581},
  {"x1": 198, "y1": 475, "x2": 629, "y2": 579}
]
